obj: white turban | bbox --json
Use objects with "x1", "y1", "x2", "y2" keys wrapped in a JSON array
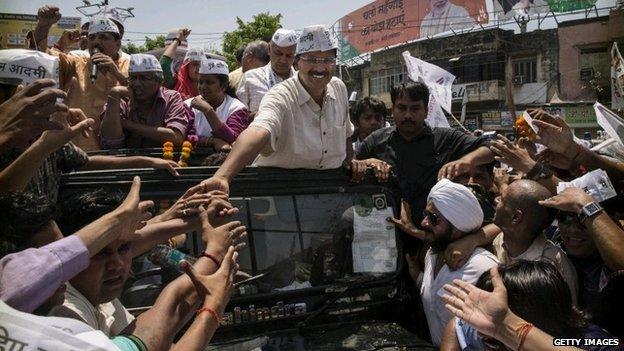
[{"x1": 427, "y1": 179, "x2": 483, "y2": 233}]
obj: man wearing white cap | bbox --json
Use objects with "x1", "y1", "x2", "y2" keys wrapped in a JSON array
[
  {"x1": 195, "y1": 25, "x2": 366, "y2": 195},
  {"x1": 32, "y1": 5, "x2": 130, "y2": 151},
  {"x1": 100, "y1": 54, "x2": 192, "y2": 149},
  {"x1": 237, "y1": 28, "x2": 298, "y2": 117},
  {"x1": 417, "y1": 178, "x2": 498, "y2": 346}
]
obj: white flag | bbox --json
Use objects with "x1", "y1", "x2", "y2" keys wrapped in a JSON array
[
  {"x1": 612, "y1": 42, "x2": 624, "y2": 111},
  {"x1": 611, "y1": 42, "x2": 624, "y2": 110},
  {"x1": 594, "y1": 102, "x2": 624, "y2": 146},
  {"x1": 402, "y1": 51, "x2": 454, "y2": 128}
]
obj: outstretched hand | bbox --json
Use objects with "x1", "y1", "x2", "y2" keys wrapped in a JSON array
[
  {"x1": 181, "y1": 246, "x2": 239, "y2": 315},
  {"x1": 442, "y1": 266, "x2": 509, "y2": 339}
]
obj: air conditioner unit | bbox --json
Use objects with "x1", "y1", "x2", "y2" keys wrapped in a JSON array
[
  {"x1": 580, "y1": 68, "x2": 594, "y2": 81},
  {"x1": 512, "y1": 75, "x2": 524, "y2": 85}
]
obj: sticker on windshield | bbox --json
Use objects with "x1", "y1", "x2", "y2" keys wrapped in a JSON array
[{"x1": 352, "y1": 195, "x2": 397, "y2": 273}]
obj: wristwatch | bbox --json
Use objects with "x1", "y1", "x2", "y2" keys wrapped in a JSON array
[{"x1": 578, "y1": 201, "x2": 602, "y2": 223}]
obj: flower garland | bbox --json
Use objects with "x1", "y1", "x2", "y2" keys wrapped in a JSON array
[{"x1": 162, "y1": 140, "x2": 194, "y2": 167}]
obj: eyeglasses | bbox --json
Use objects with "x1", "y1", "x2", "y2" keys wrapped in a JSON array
[
  {"x1": 423, "y1": 211, "x2": 441, "y2": 226},
  {"x1": 129, "y1": 74, "x2": 161, "y2": 82},
  {"x1": 299, "y1": 56, "x2": 337, "y2": 65}
]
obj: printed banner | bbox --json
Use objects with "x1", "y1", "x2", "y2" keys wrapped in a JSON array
[{"x1": 336, "y1": 0, "x2": 488, "y2": 61}]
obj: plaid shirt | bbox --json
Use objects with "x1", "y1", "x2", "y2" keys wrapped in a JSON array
[{"x1": 0, "y1": 143, "x2": 88, "y2": 203}]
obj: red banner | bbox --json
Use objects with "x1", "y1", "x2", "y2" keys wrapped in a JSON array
[{"x1": 337, "y1": 0, "x2": 488, "y2": 59}]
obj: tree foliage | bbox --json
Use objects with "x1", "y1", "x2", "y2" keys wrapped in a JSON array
[
  {"x1": 122, "y1": 35, "x2": 166, "y2": 54},
  {"x1": 222, "y1": 12, "x2": 282, "y2": 69}
]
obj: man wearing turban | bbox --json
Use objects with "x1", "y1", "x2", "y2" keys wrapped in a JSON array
[{"x1": 417, "y1": 178, "x2": 499, "y2": 346}]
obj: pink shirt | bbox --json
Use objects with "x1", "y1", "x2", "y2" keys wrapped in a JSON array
[{"x1": 0, "y1": 235, "x2": 89, "y2": 313}]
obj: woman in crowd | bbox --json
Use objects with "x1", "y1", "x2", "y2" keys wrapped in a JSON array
[
  {"x1": 186, "y1": 58, "x2": 250, "y2": 150},
  {"x1": 441, "y1": 261, "x2": 619, "y2": 351}
]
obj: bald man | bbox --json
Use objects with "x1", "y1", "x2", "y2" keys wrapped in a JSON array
[{"x1": 492, "y1": 179, "x2": 578, "y2": 303}]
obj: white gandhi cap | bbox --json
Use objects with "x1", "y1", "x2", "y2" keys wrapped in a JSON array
[
  {"x1": 199, "y1": 58, "x2": 229, "y2": 75},
  {"x1": 272, "y1": 29, "x2": 298, "y2": 48},
  {"x1": 88, "y1": 16, "x2": 120, "y2": 36},
  {"x1": 129, "y1": 54, "x2": 163, "y2": 73},
  {"x1": 296, "y1": 25, "x2": 337, "y2": 55}
]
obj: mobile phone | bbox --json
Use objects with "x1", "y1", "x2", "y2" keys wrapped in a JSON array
[{"x1": 234, "y1": 273, "x2": 266, "y2": 287}]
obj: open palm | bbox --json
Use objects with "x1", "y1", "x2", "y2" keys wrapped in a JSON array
[{"x1": 442, "y1": 267, "x2": 509, "y2": 338}]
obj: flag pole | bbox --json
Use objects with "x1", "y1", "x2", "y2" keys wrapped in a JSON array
[{"x1": 449, "y1": 111, "x2": 471, "y2": 133}]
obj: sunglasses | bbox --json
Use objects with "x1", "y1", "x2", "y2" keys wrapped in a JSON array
[
  {"x1": 556, "y1": 211, "x2": 581, "y2": 226},
  {"x1": 423, "y1": 211, "x2": 441, "y2": 226}
]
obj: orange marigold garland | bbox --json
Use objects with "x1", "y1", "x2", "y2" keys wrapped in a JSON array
[{"x1": 162, "y1": 141, "x2": 174, "y2": 160}]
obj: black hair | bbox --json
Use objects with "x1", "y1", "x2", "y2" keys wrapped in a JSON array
[
  {"x1": 0, "y1": 193, "x2": 56, "y2": 257},
  {"x1": 235, "y1": 45, "x2": 246, "y2": 64},
  {"x1": 56, "y1": 189, "x2": 125, "y2": 235},
  {"x1": 216, "y1": 74, "x2": 237, "y2": 98},
  {"x1": 477, "y1": 260, "x2": 588, "y2": 338},
  {"x1": 390, "y1": 81, "x2": 429, "y2": 106},
  {"x1": 351, "y1": 97, "x2": 388, "y2": 124},
  {"x1": 202, "y1": 151, "x2": 229, "y2": 166}
]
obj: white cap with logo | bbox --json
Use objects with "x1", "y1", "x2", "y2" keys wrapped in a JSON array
[
  {"x1": 199, "y1": 58, "x2": 229, "y2": 75},
  {"x1": 129, "y1": 54, "x2": 163, "y2": 73},
  {"x1": 295, "y1": 25, "x2": 337, "y2": 55},
  {"x1": 272, "y1": 29, "x2": 298, "y2": 48},
  {"x1": 184, "y1": 47, "x2": 205, "y2": 62},
  {"x1": 88, "y1": 15, "x2": 120, "y2": 36}
]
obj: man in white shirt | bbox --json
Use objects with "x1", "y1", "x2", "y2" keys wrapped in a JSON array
[
  {"x1": 237, "y1": 28, "x2": 298, "y2": 118},
  {"x1": 491, "y1": 179, "x2": 579, "y2": 303},
  {"x1": 417, "y1": 179, "x2": 499, "y2": 346},
  {"x1": 420, "y1": 0, "x2": 476, "y2": 37},
  {"x1": 197, "y1": 25, "x2": 366, "y2": 195}
]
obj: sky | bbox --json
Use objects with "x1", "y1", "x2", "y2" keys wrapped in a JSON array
[
  {"x1": 1, "y1": 0, "x2": 617, "y2": 53},
  {"x1": 1, "y1": 0, "x2": 372, "y2": 50}
]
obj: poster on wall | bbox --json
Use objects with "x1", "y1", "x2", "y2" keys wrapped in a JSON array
[
  {"x1": 336, "y1": 0, "x2": 488, "y2": 61},
  {"x1": 0, "y1": 13, "x2": 81, "y2": 49}
]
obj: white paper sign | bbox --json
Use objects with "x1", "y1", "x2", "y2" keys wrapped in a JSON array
[
  {"x1": 594, "y1": 102, "x2": 624, "y2": 146},
  {"x1": 352, "y1": 205, "x2": 397, "y2": 273},
  {"x1": 0, "y1": 49, "x2": 59, "y2": 86},
  {"x1": 0, "y1": 301, "x2": 118, "y2": 351},
  {"x1": 522, "y1": 110, "x2": 539, "y2": 134},
  {"x1": 556, "y1": 169, "x2": 617, "y2": 203}
]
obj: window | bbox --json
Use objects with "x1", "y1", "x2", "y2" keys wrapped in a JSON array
[
  {"x1": 513, "y1": 58, "x2": 537, "y2": 83},
  {"x1": 369, "y1": 66, "x2": 407, "y2": 95}
]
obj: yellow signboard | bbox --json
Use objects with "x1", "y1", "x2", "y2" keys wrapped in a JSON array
[{"x1": 0, "y1": 13, "x2": 81, "y2": 49}]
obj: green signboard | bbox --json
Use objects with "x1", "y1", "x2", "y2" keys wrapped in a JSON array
[{"x1": 545, "y1": 0, "x2": 598, "y2": 12}]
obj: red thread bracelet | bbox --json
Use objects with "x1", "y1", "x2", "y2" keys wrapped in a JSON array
[
  {"x1": 197, "y1": 307, "x2": 221, "y2": 324},
  {"x1": 201, "y1": 251, "x2": 221, "y2": 267},
  {"x1": 516, "y1": 322, "x2": 534, "y2": 351}
]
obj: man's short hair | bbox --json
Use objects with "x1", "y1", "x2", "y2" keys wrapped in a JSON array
[
  {"x1": 351, "y1": 97, "x2": 388, "y2": 124},
  {"x1": 390, "y1": 81, "x2": 429, "y2": 106},
  {"x1": 0, "y1": 193, "x2": 56, "y2": 257},
  {"x1": 243, "y1": 40, "x2": 270, "y2": 65},
  {"x1": 235, "y1": 45, "x2": 246, "y2": 64},
  {"x1": 57, "y1": 189, "x2": 125, "y2": 235}
]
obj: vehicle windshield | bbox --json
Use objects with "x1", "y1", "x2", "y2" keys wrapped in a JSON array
[{"x1": 196, "y1": 191, "x2": 399, "y2": 297}]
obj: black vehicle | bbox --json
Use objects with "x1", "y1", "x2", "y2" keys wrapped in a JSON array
[{"x1": 61, "y1": 165, "x2": 435, "y2": 351}]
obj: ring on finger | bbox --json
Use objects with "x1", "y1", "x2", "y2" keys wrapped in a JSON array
[{"x1": 182, "y1": 209, "x2": 188, "y2": 216}]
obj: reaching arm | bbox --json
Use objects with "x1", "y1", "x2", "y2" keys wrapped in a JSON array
[
  {"x1": 99, "y1": 95, "x2": 125, "y2": 146},
  {"x1": 81, "y1": 155, "x2": 180, "y2": 176},
  {"x1": 439, "y1": 146, "x2": 495, "y2": 180},
  {"x1": 440, "y1": 319, "x2": 461, "y2": 351},
  {"x1": 32, "y1": 5, "x2": 61, "y2": 51},
  {"x1": 122, "y1": 120, "x2": 184, "y2": 145},
  {"x1": 586, "y1": 212, "x2": 624, "y2": 272},
  {"x1": 539, "y1": 187, "x2": 624, "y2": 272},
  {"x1": 131, "y1": 217, "x2": 199, "y2": 257},
  {"x1": 214, "y1": 126, "x2": 270, "y2": 182}
]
